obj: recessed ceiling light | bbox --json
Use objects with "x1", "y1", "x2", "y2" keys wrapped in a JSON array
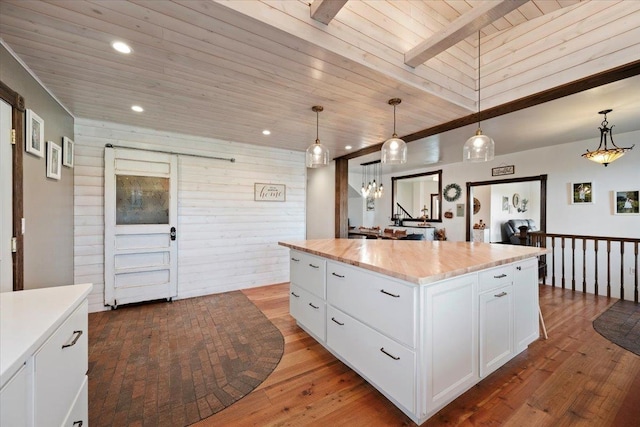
[
  {"x1": 345, "y1": 145, "x2": 352, "y2": 150},
  {"x1": 262, "y1": 130, "x2": 271, "y2": 135},
  {"x1": 131, "y1": 105, "x2": 144, "y2": 112},
  {"x1": 112, "y1": 41, "x2": 132, "y2": 54}
]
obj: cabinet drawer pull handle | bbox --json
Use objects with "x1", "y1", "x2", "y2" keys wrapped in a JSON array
[
  {"x1": 62, "y1": 330, "x2": 83, "y2": 349},
  {"x1": 332, "y1": 272, "x2": 345, "y2": 278},
  {"x1": 516, "y1": 266, "x2": 522, "y2": 271},
  {"x1": 291, "y1": 257, "x2": 300, "y2": 262},
  {"x1": 331, "y1": 317, "x2": 344, "y2": 326},
  {"x1": 380, "y1": 289, "x2": 400, "y2": 298},
  {"x1": 493, "y1": 274, "x2": 507, "y2": 278},
  {"x1": 309, "y1": 302, "x2": 319, "y2": 309},
  {"x1": 73, "y1": 421, "x2": 84, "y2": 426},
  {"x1": 380, "y1": 347, "x2": 400, "y2": 360},
  {"x1": 291, "y1": 292, "x2": 300, "y2": 298},
  {"x1": 494, "y1": 291, "x2": 508, "y2": 298},
  {"x1": 309, "y1": 264, "x2": 319, "y2": 269}
]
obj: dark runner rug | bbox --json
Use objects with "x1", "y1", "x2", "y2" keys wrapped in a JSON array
[
  {"x1": 87, "y1": 291, "x2": 284, "y2": 427},
  {"x1": 593, "y1": 299, "x2": 640, "y2": 356}
]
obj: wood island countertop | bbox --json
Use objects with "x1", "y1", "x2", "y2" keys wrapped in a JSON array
[{"x1": 279, "y1": 239, "x2": 548, "y2": 285}]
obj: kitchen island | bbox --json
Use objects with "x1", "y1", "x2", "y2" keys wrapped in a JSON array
[{"x1": 278, "y1": 239, "x2": 547, "y2": 425}]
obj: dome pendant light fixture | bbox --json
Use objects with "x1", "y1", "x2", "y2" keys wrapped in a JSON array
[
  {"x1": 463, "y1": 31, "x2": 494, "y2": 162},
  {"x1": 582, "y1": 109, "x2": 634, "y2": 166},
  {"x1": 381, "y1": 98, "x2": 407, "y2": 164},
  {"x1": 306, "y1": 105, "x2": 330, "y2": 168}
]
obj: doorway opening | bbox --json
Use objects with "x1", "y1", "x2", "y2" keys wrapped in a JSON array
[{"x1": 465, "y1": 175, "x2": 547, "y2": 243}]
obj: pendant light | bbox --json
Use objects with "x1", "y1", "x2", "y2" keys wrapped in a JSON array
[
  {"x1": 463, "y1": 31, "x2": 494, "y2": 162},
  {"x1": 306, "y1": 105, "x2": 329, "y2": 168},
  {"x1": 381, "y1": 98, "x2": 407, "y2": 164},
  {"x1": 582, "y1": 109, "x2": 634, "y2": 166},
  {"x1": 361, "y1": 161, "x2": 384, "y2": 198},
  {"x1": 374, "y1": 162, "x2": 384, "y2": 198}
]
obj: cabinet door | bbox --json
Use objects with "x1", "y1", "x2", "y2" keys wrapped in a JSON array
[
  {"x1": 290, "y1": 250, "x2": 326, "y2": 299},
  {"x1": 0, "y1": 363, "x2": 28, "y2": 427},
  {"x1": 479, "y1": 284, "x2": 514, "y2": 378},
  {"x1": 290, "y1": 284, "x2": 326, "y2": 341},
  {"x1": 514, "y1": 258, "x2": 540, "y2": 353},
  {"x1": 422, "y1": 274, "x2": 478, "y2": 417}
]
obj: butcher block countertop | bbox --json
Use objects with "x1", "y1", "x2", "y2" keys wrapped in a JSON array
[{"x1": 279, "y1": 239, "x2": 548, "y2": 285}]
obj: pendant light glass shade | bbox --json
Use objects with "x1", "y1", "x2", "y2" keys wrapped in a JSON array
[
  {"x1": 381, "y1": 98, "x2": 407, "y2": 164},
  {"x1": 463, "y1": 128, "x2": 495, "y2": 162},
  {"x1": 582, "y1": 109, "x2": 634, "y2": 166},
  {"x1": 463, "y1": 32, "x2": 494, "y2": 162},
  {"x1": 306, "y1": 105, "x2": 329, "y2": 168}
]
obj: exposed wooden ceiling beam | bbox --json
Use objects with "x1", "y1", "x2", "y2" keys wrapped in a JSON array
[
  {"x1": 337, "y1": 59, "x2": 640, "y2": 161},
  {"x1": 404, "y1": 0, "x2": 528, "y2": 68},
  {"x1": 310, "y1": 0, "x2": 348, "y2": 25}
]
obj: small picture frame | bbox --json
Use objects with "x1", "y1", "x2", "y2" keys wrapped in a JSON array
[
  {"x1": 46, "y1": 141, "x2": 62, "y2": 180},
  {"x1": 502, "y1": 196, "x2": 509, "y2": 212},
  {"x1": 62, "y1": 136, "x2": 74, "y2": 168},
  {"x1": 571, "y1": 182, "x2": 593, "y2": 204},
  {"x1": 614, "y1": 190, "x2": 639, "y2": 215},
  {"x1": 26, "y1": 109, "x2": 45, "y2": 157},
  {"x1": 366, "y1": 196, "x2": 375, "y2": 211}
]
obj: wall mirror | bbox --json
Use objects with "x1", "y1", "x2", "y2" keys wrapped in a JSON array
[{"x1": 391, "y1": 169, "x2": 443, "y2": 223}]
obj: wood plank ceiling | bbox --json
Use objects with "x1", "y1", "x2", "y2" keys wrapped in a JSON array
[{"x1": 1, "y1": 0, "x2": 639, "y2": 162}]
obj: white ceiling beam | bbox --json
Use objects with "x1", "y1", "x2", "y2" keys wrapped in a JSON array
[
  {"x1": 310, "y1": 0, "x2": 348, "y2": 25},
  {"x1": 404, "y1": 0, "x2": 529, "y2": 68}
]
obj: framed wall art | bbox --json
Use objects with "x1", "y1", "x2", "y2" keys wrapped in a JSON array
[
  {"x1": 614, "y1": 190, "x2": 639, "y2": 215},
  {"x1": 46, "y1": 141, "x2": 62, "y2": 180},
  {"x1": 62, "y1": 136, "x2": 74, "y2": 167},
  {"x1": 571, "y1": 182, "x2": 593, "y2": 204},
  {"x1": 254, "y1": 183, "x2": 286, "y2": 201},
  {"x1": 26, "y1": 109, "x2": 45, "y2": 157}
]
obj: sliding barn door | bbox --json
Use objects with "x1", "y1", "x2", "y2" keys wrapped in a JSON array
[{"x1": 104, "y1": 147, "x2": 178, "y2": 308}]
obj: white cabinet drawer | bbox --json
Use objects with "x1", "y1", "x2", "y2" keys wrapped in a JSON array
[
  {"x1": 327, "y1": 261, "x2": 416, "y2": 348},
  {"x1": 34, "y1": 300, "x2": 88, "y2": 427},
  {"x1": 290, "y1": 284, "x2": 326, "y2": 341},
  {"x1": 327, "y1": 306, "x2": 415, "y2": 412},
  {"x1": 290, "y1": 250, "x2": 326, "y2": 299},
  {"x1": 62, "y1": 375, "x2": 88, "y2": 427},
  {"x1": 478, "y1": 264, "x2": 514, "y2": 292}
]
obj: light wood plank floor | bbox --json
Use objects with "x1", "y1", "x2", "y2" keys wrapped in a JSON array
[{"x1": 193, "y1": 283, "x2": 640, "y2": 426}]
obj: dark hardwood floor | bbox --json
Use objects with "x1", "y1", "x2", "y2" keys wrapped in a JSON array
[{"x1": 192, "y1": 283, "x2": 640, "y2": 427}]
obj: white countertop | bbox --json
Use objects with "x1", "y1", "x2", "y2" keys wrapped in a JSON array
[{"x1": 0, "y1": 283, "x2": 93, "y2": 387}]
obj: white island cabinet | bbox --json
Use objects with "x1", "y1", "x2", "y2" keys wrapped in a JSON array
[
  {"x1": 0, "y1": 283, "x2": 92, "y2": 427},
  {"x1": 280, "y1": 239, "x2": 545, "y2": 425}
]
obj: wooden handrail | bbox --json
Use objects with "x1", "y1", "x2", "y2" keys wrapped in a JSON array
[{"x1": 522, "y1": 231, "x2": 640, "y2": 302}]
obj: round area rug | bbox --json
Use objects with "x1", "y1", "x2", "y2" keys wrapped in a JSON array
[
  {"x1": 593, "y1": 299, "x2": 640, "y2": 357},
  {"x1": 87, "y1": 291, "x2": 284, "y2": 427}
]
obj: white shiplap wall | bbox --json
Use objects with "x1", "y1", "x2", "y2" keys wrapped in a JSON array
[{"x1": 74, "y1": 119, "x2": 305, "y2": 312}]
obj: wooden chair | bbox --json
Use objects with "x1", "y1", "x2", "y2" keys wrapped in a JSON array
[{"x1": 394, "y1": 230, "x2": 407, "y2": 238}]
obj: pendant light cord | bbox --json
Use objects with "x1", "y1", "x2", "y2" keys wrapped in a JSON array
[
  {"x1": 316, "y1": 109, "x2": 319, "y2": 143},
  {"x1": 477, "y1": 30, "x2": 481, "y2": 128},
  {"x1": 393, "y1": 104, "x2": 397, "y2": 135}
]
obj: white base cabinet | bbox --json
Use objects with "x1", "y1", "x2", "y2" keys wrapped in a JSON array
[
  {"x1": 422, "y1": 274, "x2": 478, "y2": 417},
  {"x1": 287, "y1": 252, "x2": 540, "y2": 425},
  {"x1": 0, "y1": 284, "x2": 92, "y2": 427}
]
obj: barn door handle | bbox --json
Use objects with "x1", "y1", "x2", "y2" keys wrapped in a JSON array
[{"x1": 170, "y1": 227, "x2": 177, "y2": 241}]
